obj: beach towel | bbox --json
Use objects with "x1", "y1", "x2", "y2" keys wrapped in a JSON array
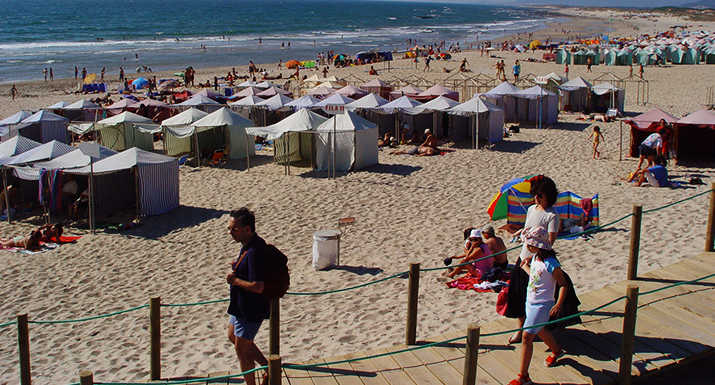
[
  {"x1": 0, "y1": 235, "x2": 82, "y2": 254},
  {"x1": 446, "y1": 269, "x2": 510, "y2": 293}
]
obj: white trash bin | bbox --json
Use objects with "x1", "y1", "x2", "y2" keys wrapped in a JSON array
[{"x1": 312, "y1": 230, "x2": 341, "y2": 270}]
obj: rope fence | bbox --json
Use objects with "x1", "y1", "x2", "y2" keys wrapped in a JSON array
[{"x1": 3, "y1": 186, "x2": 715, "y2": 385}]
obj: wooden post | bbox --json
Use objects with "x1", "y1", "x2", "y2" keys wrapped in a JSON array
[
  {"x1": 17, "y1": 313, "x2": 31, "y2": 385},
  {"x1": 269, "y1": 299, "x2": 280, "y2": 355},
  {"x1": 268, "y1": 354, "x2": 281, "y2": 385},
  {"x1": 150, "y1": 296, "x2": 161, "y2": 381},
  {"x1": 618, "y1": 285, "x2": 639, "y2": 385},
  {"x1": 627, "y1": 205, "x2": 642, "y2": 280},
  {"x1": 462, "y1": 324, "x2": 481, "y2": 385},
  {"x1": 79, "y1": 371, "x2": 93, "y2": 385},
  {"x1": 405, "y1": 262, "x2": 420, "y2": 345},
  {"x1": 706, "y1": 183, "x2": 715, "y2": 252}
]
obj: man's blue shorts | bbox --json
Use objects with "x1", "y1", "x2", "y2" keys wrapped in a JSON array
[{"x1": 228, "y1": 315, "x2": 263, "y2": 341}]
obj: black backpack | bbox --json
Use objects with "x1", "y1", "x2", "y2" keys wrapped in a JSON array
[{"x1": 260, "y1": 244, "x2": 290, "y2": 301}]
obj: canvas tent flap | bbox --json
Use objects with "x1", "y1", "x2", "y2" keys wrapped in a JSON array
[{"x1": 246, "y1": 108, "x2": 328, "y2": 140}]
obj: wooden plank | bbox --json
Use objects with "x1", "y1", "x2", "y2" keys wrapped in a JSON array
[
  {"x1": 599, "y1": 286, "x2": 715, "y2": 355},
  {"x1": 410, "y1": 345, "x2": 477, "y2": 385},
  {"x1": 283, "y1": 362, "x2": 317, "y2": 385},
  {"x1": 584, "y1": 287, "x2": 698, "y2": 365},
  {"x1": 367, "y1": 349, "x2": 418, "y2": 385},
  {"x1": 303, "y1": 358, "x2": 339, "y2": 385},
  {"x1": 578, "y1": 292, "x2": 692, "y2": 362},
  {"x1": 345, "y1": 351, "x2": 390, "y2": 385},
  {"x1": 384, "y1": 346, "x2": 445, "y2": 385},
  {"x1": 323, "y1": 354, "x2": 365, "y2": 385}
]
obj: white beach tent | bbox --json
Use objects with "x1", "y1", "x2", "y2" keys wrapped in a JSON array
[
  {"x1": 45, "y1": 101, "x2": 70, "y2": 110},
  {"x1": 17, "y1": 110, "x2": 71, "y2": 144},
  {"x1": 104, "y1": 98, "x2": 141, "y2": 116},
  {"x1": 255, "y1": 94, "x2": 294, "y2": 111},
  {"x1": 0, "y1": 135, "x2": 41, "y2": 159},
  {"x1": 67, "y1": 148, "x2": 180, "y2": 217},
  {"x1": 285, "y1": 95, "x2": 320, "y2": 110},
  {"x1": 230, "y1": 95, "x2": 265, "y2": 107},
  {"x1": 64, "y1": 99, "x2": 101, "y2": 122},
  {"x1": 483, "y1": 82, "x2": 520, "y2": 122},
  {"x1": 0, "y1": 140, "x2": 75, "y2": 166},
  {"x1": 449, "y1": 97, "x2": 504, "y2": 146},
  {"x1": 192, "y1": 107, "x2": 255, "y2": 160},
  {"x1": 160, "y1": 107, "x2": 209, "y2": 157},
  {"x1": 10, "y1": 145, "x2": 117, "y2": 182},
  {"x1": 592, "y1": 82, "x2": 625, "y2": 112},
  {"x1": 314, "y1": 110, "x2": 379, "y2": 172},
  {"x1": 345, "y1": 93, "x2": 391, "y2": 136},
  {"x1": 95, "y1": 111, "x2": 154, "y2": 151},
  {"x1": 345, "y1": 93, "x2": 389, "y2": 110},
  {"x1": 246, "y1": 108, "x2": 327, "y2": 166},
  {"x1": 314, "y1": 93, "x2": 356, "y2": 108},
  {"x1": 177, "y1": 94, "x2": 222, "y2": 113},
  {"x1": 515, "y1": 86, "x2": 559, "y2": 126},
  {"x1": 0, "y1": 111, "x2": 32, "y2": 140},
  {"x1": 409, "y1": 96, "x2": 461, "y2": 138},
  {"x1": 558, "y1": 77, "x2": 593, "y2": 112}
]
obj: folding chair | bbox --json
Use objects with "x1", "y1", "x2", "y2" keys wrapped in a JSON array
[{"x1": 205, "y1": 149, "x2": 226, "y2": 166}]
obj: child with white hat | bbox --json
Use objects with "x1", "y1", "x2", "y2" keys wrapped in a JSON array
[{"x1": 509, "y1": 226, "x2": 567, "y2": 385}]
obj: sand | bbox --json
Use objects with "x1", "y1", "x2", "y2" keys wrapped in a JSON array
[{"x1": 1, "y1": 7, "x2": 715, "y2": 385}]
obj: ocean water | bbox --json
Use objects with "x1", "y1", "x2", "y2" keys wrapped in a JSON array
[{"x1": 0, "y1": 0, "x2": 550, "y2": 84}]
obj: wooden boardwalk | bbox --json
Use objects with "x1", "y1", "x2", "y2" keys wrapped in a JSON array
[{"x1": 193, "y1": 252, "x2": 715, "y2": 385}]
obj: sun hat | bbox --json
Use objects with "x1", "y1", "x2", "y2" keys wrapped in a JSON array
[
  {"x1": 481, "y1": 224, "x2": 495, "y2": 236},
  {"x1": 521, "y1": 226, "x2": 552, "y2": 250},
  {"x1": 424, "y1": 129, "x2": 431, "y2": 134},
  {"x1": 469, "y1": 229, "x2": 481, "y2": 239}
]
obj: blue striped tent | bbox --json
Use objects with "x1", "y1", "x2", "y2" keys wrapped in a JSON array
[{"x1": 68, "y1": 147, "x2": 179, "y2": 217}]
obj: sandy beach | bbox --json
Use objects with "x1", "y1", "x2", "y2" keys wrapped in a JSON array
[{"x1": 1, "y1": 6, "x2": 715, "y2": 385}]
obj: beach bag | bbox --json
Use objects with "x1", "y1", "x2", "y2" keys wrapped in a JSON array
[
  {"x1": 260, "y1": 244, "x2": 291, "y2": 301},
  {"x1": 496, "y1": 286, "x2": 509, "y2": 316}
]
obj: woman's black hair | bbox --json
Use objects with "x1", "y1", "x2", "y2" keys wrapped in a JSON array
[
  {"x1": 534, "y1": 248, "x2": 557, "y2": 261},
  {"x1": 529, "y1": 175, "x2": 558, "y2": 208},
  {"x1": 463, "y1": 227, "x2": 475, "y2": 240}
]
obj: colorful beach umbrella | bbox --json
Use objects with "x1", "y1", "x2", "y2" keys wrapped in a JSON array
[
  {"x1": 486, "y1": 175, "x2": 536, "y2": 221},
  {"x1": 286, "y1": 60, "x2": 300, "y2": 69}
]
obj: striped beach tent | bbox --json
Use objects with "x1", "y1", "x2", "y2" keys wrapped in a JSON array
[{"x1": 67, "y1": 148, "x2": 179, "y2": 217}]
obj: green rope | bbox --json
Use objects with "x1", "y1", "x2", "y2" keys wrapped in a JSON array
[
  {"x1": 640, "y1": 271, "x2": 715, "y2": 296},
  {"x1": 29, "y1": 305, "x2": 149, "y2": 325},
  {"x1": 642, "y1": 189, "x2": 712, "y2": 214},
  {"x1": 0, "y1": 321, "x2": 17, "y2": 329}
]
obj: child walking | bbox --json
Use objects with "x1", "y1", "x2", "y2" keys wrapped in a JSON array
[
  {"x1": 587, "y1": 126, "x2": 604, "y2": 159},
  {"x1": 509, "y1": 226, "x2": 567, "y2": 385}
]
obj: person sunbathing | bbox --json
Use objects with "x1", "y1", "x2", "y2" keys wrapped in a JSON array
[
  {"x1": 37, "y1": 223, "x2": 63, "y2": 243},
  {"x1": 1, "y1": 230, "x2": 42, "y2": 250}
]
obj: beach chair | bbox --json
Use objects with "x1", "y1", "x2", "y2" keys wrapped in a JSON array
[{"x1": 205, "y1": 149, "x2": 226, "y2": 166}]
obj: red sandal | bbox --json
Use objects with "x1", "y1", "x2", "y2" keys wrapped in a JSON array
[
  {"x1": 508, "y1": 374, "x2": 532, "y2": 385},
  {"x1": 544, "y1": 349, "x2": 565, "y2": 367}
]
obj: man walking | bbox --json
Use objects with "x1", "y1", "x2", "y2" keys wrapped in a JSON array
[
  {"x1": 11, "y1": 85, "x2": 17, "y2": 101},
  {"x1": 226, "y1": 207, "x2": 269, "y2": 385}
]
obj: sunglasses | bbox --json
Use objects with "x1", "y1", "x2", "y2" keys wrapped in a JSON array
[{"x1": 227, "y1": 226, "x2": 241, "y2": 232}]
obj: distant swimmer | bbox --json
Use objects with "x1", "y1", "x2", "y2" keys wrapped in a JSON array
[{"x1": 135, "y1": 53, "x2": 139, "y2": 60}]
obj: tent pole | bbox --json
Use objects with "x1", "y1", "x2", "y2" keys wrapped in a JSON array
[
  {"x1": 134, "y1": 167, "x2": 140, "y2": 223},
  {"x1": 89, "y1": 161, "x2": 95, "y2": 234},
  {"x1": 195, "y1": 132, "x2": 201, "y2": 168},
  {"x1": 475, "y1": 111, "x2": 480, "y2": 149},
  {"x1": 2, "y1": 167, "x2": 11, "y2": 224},
  {"x1": 619, "y1": 120, "x2": 623, "y2": 162},
  {"x1": 45, "y1": 172, "x2": 51, "y2": 225},
  {"x1": 246, "y1": 132, "x2": 250, "y2": 171}
]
